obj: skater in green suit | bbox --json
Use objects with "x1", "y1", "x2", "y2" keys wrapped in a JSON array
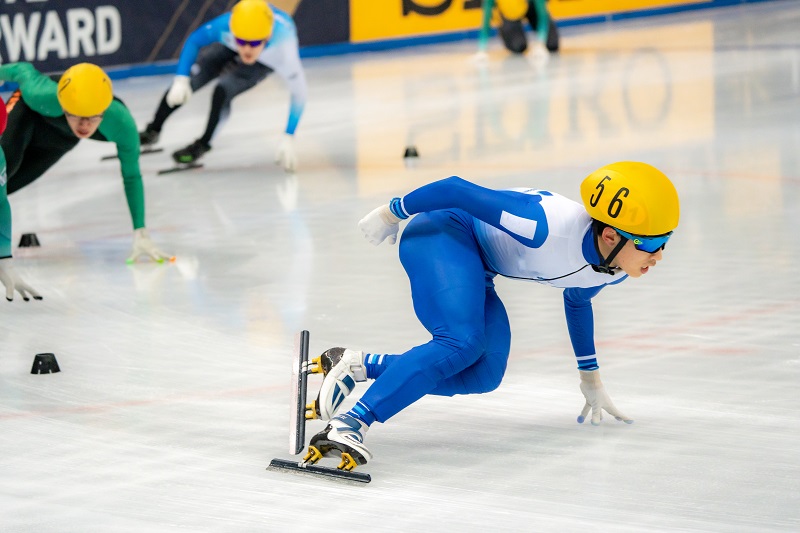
[{"x1": 0, "y1": 62, "x2": 172, "y2": 265}]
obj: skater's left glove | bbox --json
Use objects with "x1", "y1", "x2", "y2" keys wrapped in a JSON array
[
  {"x1": 0, "y1": 257, "x2": 43, "y2": 301},
  {"x1": 127, "y1": 228, "x2": 174, "y2": 264},
  {"x1": 166, "y1": 75, "x2": 192, "y2": 108},
  {"x1": 577, "y1": 370, "x2": 633, "y2": 426},
  {"x1": 358, "y1": 203, "x2": 403, "y2": 246},
  {"x1": 275, "y1": 133, "x2": 297, "y2": 173},
  {"x1": 527, "y1": 40, "x2": 549, "y2": 67}
]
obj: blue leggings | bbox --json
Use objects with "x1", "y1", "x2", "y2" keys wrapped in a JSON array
[{"x1": 359, "y1": 210, "x2": 512, "y2": 423}]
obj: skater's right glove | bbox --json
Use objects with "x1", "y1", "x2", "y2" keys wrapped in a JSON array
[
  {"x1": 358, "y1": 200, "x2": 406, "y2": 246},
  {"x1": 528, "y1": 40, "x2": 549, "y2": 65},
  {"x1": 126, "y1": 228, "x2": 175, "y2": 264},
  {"x1": 577, "y1": 370, "x2": 633, "y2": 426},
  {"x1": 166, "y1": 75, "x2": 192, "y2": 107},
  {"x1": 0, "y1": 257, "x2": 43, "y2": 302}
]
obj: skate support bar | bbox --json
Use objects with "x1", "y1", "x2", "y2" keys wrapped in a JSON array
[{"x1": 290, "y1": 330, "x2": 310, "y2": 455}]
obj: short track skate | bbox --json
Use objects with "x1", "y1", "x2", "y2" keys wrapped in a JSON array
[
  {"x1": 157, "y1": 162, "x2": 204, "y2": 175},
  {"x1": 267, "y1": 330, "x2": 371, "y2": 483},
  {"x1": 101, "y1": 147, "x2": 164, "y2": 161}
]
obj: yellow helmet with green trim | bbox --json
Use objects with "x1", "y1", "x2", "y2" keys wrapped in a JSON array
[
  {"x1": 580, "y1": 162, "x2": 680, "y2": 236},
  {"x1": 230, "y1": 0, "x2": 274, "y2": 41},
  {"x1": 57, "y1": 63, "x2": 113, "y2": 117}
]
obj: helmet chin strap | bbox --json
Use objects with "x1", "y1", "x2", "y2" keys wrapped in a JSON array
[{"x1": 591, "y1": 226, "x2": 627, "y2": 275}]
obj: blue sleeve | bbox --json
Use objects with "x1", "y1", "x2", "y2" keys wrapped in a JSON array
[
  {"x1": 563, "y1": 286, "x2": 604, "y2": 368},
  {"x1": 176, "y1": 14, "x2": 230, "y2": 76},
  {"x1": 286, "y1": 98, "x2": 303, "y2": 134},
  {"x1": 400, "y1": 176, "x2": 550, "y2": 247}
]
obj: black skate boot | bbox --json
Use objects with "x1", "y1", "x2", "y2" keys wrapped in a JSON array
[
  {"x1": 304, "y1": 413, "x2": 372, "y2": 471},
  {"x1": 306, "y1": 348, "x2": 366, "y2": 421},
  {"x1": 172, "y1": 139, "x2": 211, "y2": 164},
  {"x1": 139, "y1": 126, "x2": 160, "y2": 146}
]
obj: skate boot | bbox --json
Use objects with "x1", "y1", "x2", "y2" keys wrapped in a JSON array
[
  {"x1": 139, "y1": 126, "x2": 160, "y2": 146},
  {"x1": 172, "y1": 139, "x2": 211, "y2": 164},
  {"x1": 304, "y1": 413, "x2": 372, "y2": 470},
  {"x1": 306, "y1": 348, "x2": 366, "y2": 421}
]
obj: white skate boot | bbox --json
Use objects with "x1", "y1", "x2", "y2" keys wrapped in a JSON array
[
  {"x1": 304, "y1": 413, "x2": 372, "y2": 470},
  {"x1": 306, "y1": 348, "x2": 367, "y2": 421}
]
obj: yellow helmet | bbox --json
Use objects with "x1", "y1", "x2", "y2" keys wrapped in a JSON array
[
  {"x1": 57, "y1": 63, "x2": 113, "y2": 117},
  {"x1": 580, "y1": 161, "x2": 680, "y2": 236},
  {"x1": 497, "y1": 0, "x2": 528, "y2": 21},
  {"x1": 230, "y1": 0, "x2": 274, "y2": 41}
]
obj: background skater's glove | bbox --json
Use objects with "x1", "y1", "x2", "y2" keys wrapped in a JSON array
[
  {"x1": 0, "y1": 257, "x2": 43, "y2": 301},
  {"x1": 358, "y1": 203, "x2": 404, "y2": 246},
  {"x1": 274, "y1": 133, "x2": 297, "y2": 173},
  {"x1": 166, "y1": 75, "x2": 192, "y2": 107},
  {"x1": 528, "y1": 40, "x2": 549, "y2": 67},
  {"x1": 577, "y1": 370, "x2": 633, "y2": 426},
  {"x1": 127, "y1": 228, "x2": 174, "y2": 264}
]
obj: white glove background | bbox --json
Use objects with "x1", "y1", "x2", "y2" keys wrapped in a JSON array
[
  {"x1": 274, "y1": 133, "x2": 297, "y2": 173},
  {"x1": 358, "y1": 204, "x2": 402, "y2": 246},
  {"x1": 127, "y1": 228, "x2": 174, "y2": 264},
  {"x1": 0, "y1": 257, "x2": 42, "y2": 301},
  {"x1": 527, "y1": 40, "x2": 549, "y2": 67},
  {"x1": 578, "y1": 370, "x2": 633, "y2": 426},
  {"x1": 166, "y1": 75, "x2": 192, "y2": 108}
]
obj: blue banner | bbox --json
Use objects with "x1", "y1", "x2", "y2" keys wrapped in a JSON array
[{"x1": 0, "y1": 0, "x2": 233, "y2": 73}]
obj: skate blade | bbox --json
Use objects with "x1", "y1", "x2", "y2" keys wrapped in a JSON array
[
  {"x1": 157, "y1": 162, "x2": 204, "y2": 175},
  {"x1": 267, "y1": 458, "x2": 371, "y2": 484},
  {"x1": 102, "y1": 147, "x2": 163, "y2": 161}
]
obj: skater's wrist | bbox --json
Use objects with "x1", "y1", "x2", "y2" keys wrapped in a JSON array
[{"x1": 388, "y1": 197, "x2": 409, "y2": 220}]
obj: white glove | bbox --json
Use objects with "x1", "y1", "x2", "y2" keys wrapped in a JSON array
[
  {"x1": 126, "y1": 228, "x2": 174, "y2": 264},
  {"x1": 358, "y1": 204, "x2": 402, "y2": 246},
  {"x1": 166, "y1": 75, "x2": 192, "y2": 108},
  {"x1": 0, "y1": 257, "x2": 42, "y2": 301},
  {"x1": 577, "y1": 370, "x2": 633, "y2": 426},
  {"x1": 527, "y1": 40, "x2": 549, "y2": 67},
  {"x1": 274, "y1": 133, "x2": 297, "y2": 173}
]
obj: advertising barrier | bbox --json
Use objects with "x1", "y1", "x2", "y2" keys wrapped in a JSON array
[{"x1": 0, "y1": 0, "x2": 782, "y2": 84}]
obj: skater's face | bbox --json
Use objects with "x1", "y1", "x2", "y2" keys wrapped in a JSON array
[
  {"x1": 64, "y1": 111, "x2": 103, "y2": 139},
  {"x1": 236, "y1": 39, "x2": 266, "y2": 64},
  {"x1": 599, "y1": 226, "x2": 665, "y2": 278}
]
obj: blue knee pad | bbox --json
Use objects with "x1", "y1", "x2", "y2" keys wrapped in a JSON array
[
  {"x1": 360, "y1": 332, "x2": 486, "y2": 423},
  {"x1": 428, "y1": 332, "x2": 487, "y2": 383}
]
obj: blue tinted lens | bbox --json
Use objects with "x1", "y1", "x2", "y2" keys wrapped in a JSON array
[
  {"x1": 235, "y1": 37, "x2": 265, "y2": 47},
  {"x1": 615, "y1": 228, "x2": 672, "y2": 253}
]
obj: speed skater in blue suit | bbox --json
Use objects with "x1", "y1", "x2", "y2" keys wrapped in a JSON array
[{"x1": 303, "y1": 162, "x2": 680, "y2": 470}]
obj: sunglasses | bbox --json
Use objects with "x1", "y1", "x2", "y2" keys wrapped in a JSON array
[
  {"x1": 235, "y1": 37, "x2": 266, "y2": 47},
  {"x1": 63, "y1": 111, "x2": 104, "y2": 124},
  {"x1": 614, "y1": 228, "x2": 672, "y2": 253}
]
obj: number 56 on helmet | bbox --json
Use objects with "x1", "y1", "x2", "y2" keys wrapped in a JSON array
[{"x1": 580, "y1": 161, "x2": 680, "y2": 238}]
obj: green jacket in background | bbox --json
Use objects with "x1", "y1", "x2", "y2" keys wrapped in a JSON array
[{"x1": 1, "y1": 147, "x2": 11, "y2": 258}]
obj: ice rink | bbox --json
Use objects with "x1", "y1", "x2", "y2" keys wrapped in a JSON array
[{"x1": 2, "y1": 1, "x2": 799, "y2": 531}]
